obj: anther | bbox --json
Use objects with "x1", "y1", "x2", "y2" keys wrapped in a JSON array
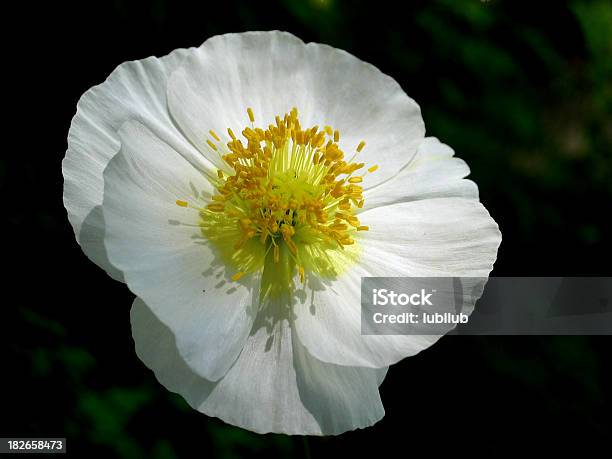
[{"x1": 206, "y1": 139, "x2": 218, "y2": 151}]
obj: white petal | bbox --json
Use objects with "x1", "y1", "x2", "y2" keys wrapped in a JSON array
[
  {"x1": 295, "y1": 198, "x2": 501, "y2": 367},
  {"x1": 291, "y1": 326, "x2": 387, "y2": 434},
  {"x1": 102, "y1": 120, "x2": 253, "y2": 381},
  {"x1": 295, "y1": 258, "x2": 442, "y2": 369},
  {"x1": 167, "y1": 31, "x2": 424, "y2": 184},
  {"x1": 62, "y1": 46, "x2": 212, "y2": 280},
  {"x1": 131, "y1": 297, "x2": 386, "y2": 435},
  {"x1": 362, "y1": 137, "x2": 479, "y2": 211},
  {"x1": 360, "y1": 198, "x2": 502, "y2": 276}
]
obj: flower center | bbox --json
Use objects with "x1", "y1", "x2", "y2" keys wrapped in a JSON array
[{"x1": 177, "y1": 107, "x2": 377, "y2": 297}]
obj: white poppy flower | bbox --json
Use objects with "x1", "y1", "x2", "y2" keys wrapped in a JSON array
[{"x1": 63, "y1": 31, "x2": 501, "y2": 435}]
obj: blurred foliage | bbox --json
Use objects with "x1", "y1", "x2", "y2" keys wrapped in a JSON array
[{"x1": 4, "y1": 0, "x2": 611, "y2": 457}]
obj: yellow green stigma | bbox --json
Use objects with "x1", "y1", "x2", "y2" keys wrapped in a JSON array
[{"x1": 177, "y1": 107, "x2": 376, "y2": 298}]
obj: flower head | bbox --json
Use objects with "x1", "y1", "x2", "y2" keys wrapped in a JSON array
[{"x1": 63, "y1": 31, "x2": 501, "y2": 435}]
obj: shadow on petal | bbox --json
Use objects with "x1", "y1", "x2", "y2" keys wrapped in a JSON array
[
  {"x1": 131, "y1": 298, "x2": 218, "y2": 408},
  {"x1": 79, "y1": 205, "x2": 124, "y2": 282}
]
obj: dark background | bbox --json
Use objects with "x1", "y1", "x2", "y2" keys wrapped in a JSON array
[{"x1": 4, "y1": 0, "x2": 611, "y2": 457}]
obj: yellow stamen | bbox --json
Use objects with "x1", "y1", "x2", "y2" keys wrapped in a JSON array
[
  {"x1": 198, "y1": 107, "x2": 374, "y2": 287},
  {"x1": 207, "y1": 203, "x2": 225, "y2": 212},
  {"x1": 206, "y1": 139, "x2": 218, "y2": 151},
  {"x1": 357, "y1": 141, "x2": 366, "y2": 152},
  {"x1": 175, "y1": 199, "x2": 188, "y2": 207}
]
